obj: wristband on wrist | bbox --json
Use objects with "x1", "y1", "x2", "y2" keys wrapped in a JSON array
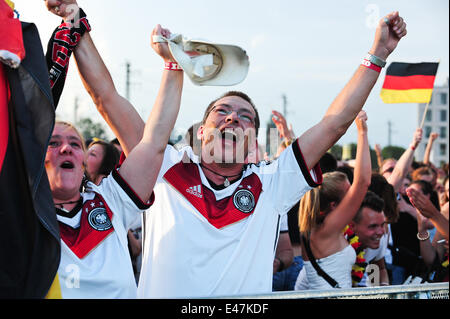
[
  {"x1": 410, "y1": 144, "x2": 417, "y2": 151},
  {"x1": 361, "y1": 58, "x2": 382, "y2": 73},
  {"x1": 365, "y1": 53, "x2": 386, "y2": 68},
  {"x1": 417, "y1": 231, "x2": 430, "y2": 241},
  {"x1": 164, "y1": 61, "x2": 183, "y2": 71}
]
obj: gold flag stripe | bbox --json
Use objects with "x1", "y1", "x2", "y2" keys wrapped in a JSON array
[{"x1": 380, "y1": 88, "x2": 433, "y2": 104}]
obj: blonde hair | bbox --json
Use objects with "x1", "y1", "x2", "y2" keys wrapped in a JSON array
[{"x1": 298, "y1": 171, "x2": 348, "y2": 235}]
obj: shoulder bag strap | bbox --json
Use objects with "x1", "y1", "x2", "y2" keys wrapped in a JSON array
[{"x1": 302, "y1": 234, "x2": 341, "y2": 288}]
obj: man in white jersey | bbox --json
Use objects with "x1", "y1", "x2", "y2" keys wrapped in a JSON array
[{"x1": 70, "y1": 5, "x2": 408, "y2": 297}]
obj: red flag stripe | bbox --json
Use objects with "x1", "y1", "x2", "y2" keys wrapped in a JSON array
[
  {"x1": 0, "y1": 66, "x2": 9, "y2": 171},
  {"x1": 382, "y1": 74, "x2": 436, "y2": 90}
]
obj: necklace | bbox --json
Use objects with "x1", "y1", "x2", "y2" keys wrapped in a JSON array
[
  {"x1": 199, "y1": 164, "x2": 243, "y2": 187},
  {"x1": 343, "y1": 224, "x2": 367, "y2": 286},
  {"x1": 54, "y1": 197, "x2": 82, "y2": 210}
]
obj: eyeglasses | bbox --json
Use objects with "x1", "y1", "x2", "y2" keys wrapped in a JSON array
[{"x1": 209, "y1": 104, "x2": 256, "y2": 125}]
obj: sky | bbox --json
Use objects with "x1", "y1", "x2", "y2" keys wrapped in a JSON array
[{"x1": 12, "y1": 0, "x2": 449, "y2": 149}]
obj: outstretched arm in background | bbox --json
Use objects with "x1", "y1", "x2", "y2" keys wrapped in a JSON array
[
  {"x1": 387, "y1": 128, "x2": 422, "y2": 192},
  {"x1": 298, "y1": 12, "x2": 407, "y2": 170},
  {"x1": 423, "y1": 132, "x2": 438, "y2": 165},
  {"x1": 320, "y1": 111, "x2": 372, "y2": 237},
  {"x1": 374, "y1": 144, "x2": 384, "y2": 171},
  {"x1": 272, "y1": 110, "x2": 295, "y2": 158},
  {"x1": 407, "y1": 187, "x2": 449, "y2": 241}
]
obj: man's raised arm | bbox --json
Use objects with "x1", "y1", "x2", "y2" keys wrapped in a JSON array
[
  {"x1": 298, "y1": 11, "x2": 407, "y2": 170},
  {"x1": 116, "y1": 25, "x2": 183, "y2": 202}
]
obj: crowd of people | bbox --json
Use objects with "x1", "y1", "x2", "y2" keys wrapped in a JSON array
[{"x1": 1, "y1": 0, "x2": 448, "y2": 299}]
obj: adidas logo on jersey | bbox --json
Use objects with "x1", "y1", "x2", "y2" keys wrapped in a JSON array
[{"x1": 186, "y1": 185, "x2": 203, "y2": 198}]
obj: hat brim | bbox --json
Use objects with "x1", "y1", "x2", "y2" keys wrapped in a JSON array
[{"x1": 171, "y1": 39, "x2": 249, "y2": 86}]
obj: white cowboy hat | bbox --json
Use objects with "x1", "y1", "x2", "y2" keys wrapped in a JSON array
[{"x1": 153, "y1": 34, "x2": 249, "y2": 86}]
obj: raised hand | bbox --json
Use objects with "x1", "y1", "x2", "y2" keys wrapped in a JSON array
[
  {"x1": 151, "y1": 24, "x2": 176, "y2": 62},
  {"x1": 355, "y1": 110, "x2": 368, "y2": 133},
  {"x1": 370, "y1": 11, "x2": 407, "y2": 60},
  {"x1": 272, "y1": 110, "x2": 294, "y2": 140},
  {"x1": 411, "y1": 128, "x2": 423, "y2": 149},
  {"x1": 45, "y1": 0, "x2": 79, "y2": 20},
  {"x1": 406, "y1": 187, "x2": 439, "y2": 219}
]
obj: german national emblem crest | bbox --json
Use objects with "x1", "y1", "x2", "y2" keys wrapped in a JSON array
[
  {"x1": 233, "y1": 189, "x2": 255, "y2": 213},
  {"x1": 88, "y1": 207, "x2": 112, "y2": 231}
]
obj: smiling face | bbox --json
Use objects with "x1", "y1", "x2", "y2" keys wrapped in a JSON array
[
  {"x1": 199, "y1": 95, "x2": 257, "y2": 164},
  {"x1": 45, "y1": 123, "x2": 85, "y2": 200},
  {"x1": 352, "y1": 207, "x2": 386, "y2": 250}
]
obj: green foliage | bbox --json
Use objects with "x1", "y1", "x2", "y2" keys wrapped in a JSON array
[
  {"x1": 381, "y1": 145, "x2": 406, "y2": 160},
  {"x1": 76, "y1": 118, "x2": 107, "y2": 141},
  {"x1": 329, "y1": 144, "x2": 343, "y2": 160},
  {"x1": 330, "y1": 144, "x2": 385, "y2": 171}
]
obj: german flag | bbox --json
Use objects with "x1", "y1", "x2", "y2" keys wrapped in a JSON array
[{"x1": 380, "y1": 62, "x2": 439, "y2": 104}]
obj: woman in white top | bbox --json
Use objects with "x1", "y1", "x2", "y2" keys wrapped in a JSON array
[
  {"x1": 45, "y1": 0, "x2": 183, "y2": 297},
  {"x1": 295, "y1": 111, "x2": 371, "y2": 290}
]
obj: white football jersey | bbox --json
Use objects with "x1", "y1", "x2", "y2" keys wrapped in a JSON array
[
  {"x1": 137, "y1": 140, "x2": 322, "y2": 298},
  {"x1": 57, "y1": 168, "x2": 152, "y2": 299}
]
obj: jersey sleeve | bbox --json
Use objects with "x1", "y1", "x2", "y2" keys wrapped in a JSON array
[
  {"x1": 253, "y1": 138, "x2": 322, "y2": 215},
  {"x1": 157, "y1": 144, "x2": 196, "y2": 181},
  {"x1": 92, "y1": 166, "x2": 153, "y2": 230}
]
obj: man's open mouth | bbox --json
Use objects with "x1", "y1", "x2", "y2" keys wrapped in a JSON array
[{"x1": 221, "y1": 129, "x2": 238, "y2": 143}]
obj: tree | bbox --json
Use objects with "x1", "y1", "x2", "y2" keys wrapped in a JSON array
[
  {"x1": 329, "y1": 144, "x2": 343, "y2": 160},
  {"x1": 382, "y1": 145, "x2": 406, "y2": 161},
  {"x1": 76, "y1": 117, "x2": 107, "y2": 142}
]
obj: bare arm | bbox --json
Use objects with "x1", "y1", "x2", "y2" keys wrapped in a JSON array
[
  {"x1": 416, "y1": 209, "x2": 438, "y2": 268},
  {"x1": 407, "y1": 188, "x2": 449, "y2": 241},
  {"x1": 387, "y1": 128, "x2": 422, "y2": 192},
  {"x1": 45, "y1": 0, "x2": 144, "y2": 155},
  {"x1": 298, "y1": 12, "x2": 407, "y2": 170},
  {"x1": 423, "y1": 132, "x2": 438, "y2": 165},
  {"x1": 117, "y1": 25, "x2": 183, "y2": 202},
  {"x1": 45, "y1": 2, "x2": 183, "y2": 201},
  {"x1": 272, "y1": 110, "x2": 295, "y2": 158},
  {"x1": 374, "y1": 144, "x2": 383, "y2": 171},
  {"x1": 321, "y1": 111, "x2": 371, "y2": 236},
  {"x1": 73, "y1": 33, "x2": 144, "y2": 156}
]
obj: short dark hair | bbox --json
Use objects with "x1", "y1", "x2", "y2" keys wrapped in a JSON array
[
  {"x1": 87, "y1": 140, "x2": 120, "y2": 177},
  {"x1": 369, "y1": 173, "x2": 398, "y2": 223},
  {"x1": 319, "y1": 152, "x2": 337, "y2": 174},
  {"x1": 202, "y1": 91, "x2": 260, "y2": 136},
  {"x1": 353, "y1": 191, "x2": 385, "y2": 224}
]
